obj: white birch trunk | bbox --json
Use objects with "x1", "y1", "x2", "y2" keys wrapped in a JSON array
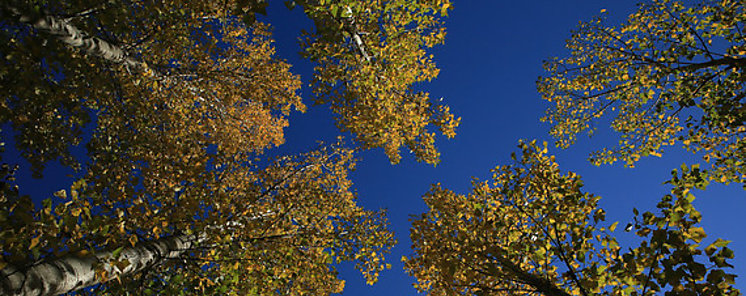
[
  {"x1": 5, "y1": 5, "x2": 147, "y2": 72},
  {"x1": 0, "y1": 234, "x2": 203, "y2": 296}
]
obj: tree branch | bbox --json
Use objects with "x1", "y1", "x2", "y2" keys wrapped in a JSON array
[{"x1": 483, "y1": 248, "x2": 573, "y2": 296}]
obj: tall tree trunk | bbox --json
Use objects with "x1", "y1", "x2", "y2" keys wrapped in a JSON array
[
  {"x1": 3, "y1": 4, "x2": 147, "y2": 72},
  {"x1": 0, "y1": 234, "x2": 203, "y2": 296}
]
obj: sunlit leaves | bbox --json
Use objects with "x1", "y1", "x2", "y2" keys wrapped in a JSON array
[
  {"x1": 301, "y1": 0, "x2": 459, "y2": 165},
  {"x1": 1, "y1": 145, "x2": 395, "y2": 295},
  {"x1": 0, "y1": 0, "x2": 406, "y2": 294},
  {"x1": 539, "y1": 0, "x2": 746, "y2": 185},
  {"x1": 404, "y1": 141, "x2": 739, "y2": 296},
  {"x1": 405, "y1": 141, "x2": 606, "y2": 295},
  {"x1": 85, "y1": 19, "x2": 303, "y2": 226}
]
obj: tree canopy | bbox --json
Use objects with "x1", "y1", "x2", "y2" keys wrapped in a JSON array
[
  {"x1": 1, "y1": 144, "x2": 396, "y2": 295},
  {"x1": 0, "y1": 0, "x2": 455, "y2": 294},
  {"x1": 1, "y1": 0, "x2": 743, "y2": 295},
  {"x1": 1, "y1": 0, "x2": 458, "y2": 170},
  {"x1": 403, "y1": 0, "x2": 744, "y2": 294},
  {"x1": 538, "y1": 0, "x2": 746, "y2": 185},
  {"x1": 300, "y1": 0, "x2": 459, "y2": 164},
  {"x1": 405, "y1": 141, "x2": 740, "y2": 296}
]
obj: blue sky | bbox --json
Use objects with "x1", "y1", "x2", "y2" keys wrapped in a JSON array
[
  {"x1": 3, "y1": 0, "x2": 744, "y2": 295},
  {"x1": 267, "y1": 0, "x2": 746, "y2": 294}
]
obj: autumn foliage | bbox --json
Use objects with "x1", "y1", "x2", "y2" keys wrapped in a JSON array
[
  {"x1": 538, "y1": 0, "x2": 746, "y2": 185},
  {"x1": 0, "y1": 0, "x2": 453, "y2": 294},
  {"x1": 0, "y1": 0, "x2": 743, "y2": 295},
  {"x1": 405, "y1": 141, "x2": 739, "y2": 296}
]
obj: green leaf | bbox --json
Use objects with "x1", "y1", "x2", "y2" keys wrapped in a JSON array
[{"x1": 112, "y1": 246, "x2": 125, "y2": 258}]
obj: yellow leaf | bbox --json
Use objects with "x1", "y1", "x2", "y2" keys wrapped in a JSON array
[
  {"x1": 440, "y1": 3, "x2": 450, "y2": 16},
  {"x1": 29, "y1": 237, "x2": 40, "y2": 250}
]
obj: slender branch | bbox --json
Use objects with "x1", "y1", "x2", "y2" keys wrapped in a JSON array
[
  {"x1": 548, "y1": 222, "x2": 589, "y2": 296},
  {"x1": 482, "y1": 248, "x2": 573, "y2": 296},
  {"x1": 55, "y1": 2, "x2": 110, "y2": 20},
  {"x1": 675, "y1": 56, "x2": 746, "y2": 72},
  {"x1": 508, "y1": 178, "x2": 589, "y2": 296},
  {"x1": 640, "y1": 224, "x2": 669, "y2": 296}
]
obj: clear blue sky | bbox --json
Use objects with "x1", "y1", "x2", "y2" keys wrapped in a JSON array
[
  {"x1": 267, "y1": 0, "x2": 746, "y2": 294},
  {"x1": 4, "y1": 0, "x2": 744, "y2": 295}
]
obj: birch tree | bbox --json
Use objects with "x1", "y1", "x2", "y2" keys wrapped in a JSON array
[
  {"x1": 297, "y1": 0, "x2": 460, "y2": 164},
  {"x1": 1, "y1": 0, "x2": 458, "y2": 170},
  {"x1": 1, "y1": 146, "x2": 395, "y2": 295},
  {"x1": 0, "y1": 0, "x2": 458, "y2": 294}
]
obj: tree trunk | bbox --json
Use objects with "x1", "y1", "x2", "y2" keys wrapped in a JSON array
[
  {"x1": 4, "y1": 4, "x2": 147, "y2": 72},
  {"x1": 0, "y1": 234, "x2": 203, "y2": 296}
]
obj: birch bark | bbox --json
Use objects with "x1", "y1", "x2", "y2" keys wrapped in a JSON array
[
  {"x1": 0, "y1": 234, "x2": 203, "y2": 296},
  {"x1": 4, "y1": 5, "x2": 147, "y2": 72}
]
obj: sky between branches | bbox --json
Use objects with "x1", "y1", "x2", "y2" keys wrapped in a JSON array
[{"x1": 4, "y1": 0, "x2": 744, "y2": 295}]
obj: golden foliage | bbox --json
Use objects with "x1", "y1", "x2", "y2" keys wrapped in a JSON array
[
  {"x1": 539, "y1": 0, "x2": 746, "y2": 185},
  {"x1": 405, "y1": 141, "x2": 739, "y2": 296}
]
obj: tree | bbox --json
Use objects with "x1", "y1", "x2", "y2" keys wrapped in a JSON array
[
  {"x1": 298, "y1": 0, "x2": 460, "y2": 164},
  {"x1": 1, "y1": 0, "x2": 304, "y2": 179},
  {"x1": 0, "y1": 0, "x2": 455, "y2": 294},
  {"x1": 1, "y1": 0, "x2": 458, "y2": 169},
  {"x1": 538, "y1": 0, "x2": 745, "y2": 185},
  {"x1": 404, "y1": 141, "x2": 740, "y2": 296},
  {"x1": 1, "y1": 145, "x2": 395, "y2": 295}
]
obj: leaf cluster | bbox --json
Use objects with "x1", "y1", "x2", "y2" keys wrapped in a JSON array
[
  {"x1": 405, "y1": 141, "x2": 740, "y2": 296},
  {"x1": 538, "y1": 0, "x2": 746, "y2": 185}
]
